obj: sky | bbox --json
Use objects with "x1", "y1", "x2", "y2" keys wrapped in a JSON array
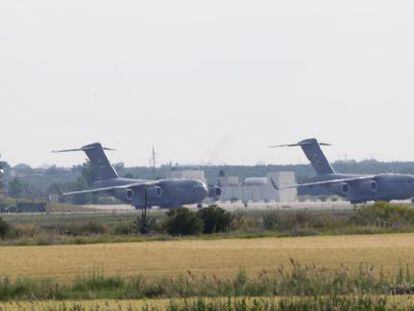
[{"x1": 1, "y1": 0, "x2": 414, "y2": 168}]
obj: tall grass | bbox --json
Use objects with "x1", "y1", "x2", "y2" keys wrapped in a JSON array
[
  {"x1": 2, "y1": 202, "x2": 414, "y2": 246},
  {"x1": 2, "y1": 260, "x2": 414, "y2": 301},
  {"x1": 0, "y1": 296, "x2": 402, "y2": 311},
  {"x1": 165, "y1": 296, "x2": 390, "y2": 311}
]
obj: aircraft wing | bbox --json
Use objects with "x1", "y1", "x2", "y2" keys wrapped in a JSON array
[
  {"x1": 63, "y1": 181, "x2": 160, "y2": 196},
  {"x1": 270, "y1": 175, "x2": 376, "y2": 190}
]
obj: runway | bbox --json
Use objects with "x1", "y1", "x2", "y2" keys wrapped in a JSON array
[
  {"x1": 2, "y1": 200, "x2": 413, "y2": 217},
  {"x1": 73, "y1": 201, "x2": 357, "y2": 214}
]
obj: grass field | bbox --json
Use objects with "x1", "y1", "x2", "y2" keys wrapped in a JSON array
[
  {"x1": 0, "y1": 298, "x2": 172, "y2": 311},
  {"x1": 3, "y1": 202, "x2": 414, "y2": 248},
  {"x1": 1, "y1": 233, "x2": 414, "y2": 282},
  {"x1": 1, "y1": 296, "x2": 414, "y2": 311}
]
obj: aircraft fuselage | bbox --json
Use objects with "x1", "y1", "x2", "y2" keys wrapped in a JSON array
[
  {"x1": 311, "y1": 173, "x2": 414, "y2": 203},
  {"x1": 93, "y1": 177, "x2": 209, "y2": 209}
]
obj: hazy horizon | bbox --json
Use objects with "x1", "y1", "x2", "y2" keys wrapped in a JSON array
[
  {"x1": 2, "y1": 1, "x2": 414, "y2": 167},
  {"x1": 7, "y1": 155, "x2": 414, "y2": 170},
  {"x1": 5, "y1": 144, "x2": 414, "y2": 169}
]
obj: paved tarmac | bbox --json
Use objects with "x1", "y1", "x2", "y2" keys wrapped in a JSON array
[{"x1": 3, "y1": 200, "x2": 413, "y2": 216}]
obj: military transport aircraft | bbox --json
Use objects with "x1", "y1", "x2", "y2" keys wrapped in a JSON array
[
  {"x1": 53, "y1": 143, "x2": 221, "y2": 209},
  {"x1": 270, "y1": 138, "x2": 414, "y2": 204}
]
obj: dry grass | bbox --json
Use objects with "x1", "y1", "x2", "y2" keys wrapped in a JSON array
[
  {"x1": 1, "y1": 233, "x2": 414, "y2": 282},
  {"x1": 1, "y1": 296, "x2": 414, "y2": 311},
  {"x1": 0, "y1": 299, "x2": 166, "y2": 311}
]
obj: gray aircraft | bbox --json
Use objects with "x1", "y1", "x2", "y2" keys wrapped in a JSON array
[
  {"x1": 270, "y1": 138, "x2": 414, "y2": 204},
  {"x1": 53, "y1": 143, "x2": 221, "y2": 209}
]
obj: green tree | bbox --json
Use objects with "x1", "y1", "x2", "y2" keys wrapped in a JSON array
[
  {"x1": 164, "y1": 207, "x2": 203, "y2": 236},
  {"x1": 124, "y1": 172, "x2": 134, "y2": 179},
  {"x1": 66, "y1": 161, "x2": 100, "y2": 205},
  {"x1": 197, "y1": 205, "x2": 234, "y2": 234},
  {"x1": 81, "y1": 160, "x2": 99, "y2": 186},
  {"x1": 71, "y1": 177, "x2": 91, "y2": 205},
  {"x1": 8, "y1": 177, "x2": 24, "y2": 198}
]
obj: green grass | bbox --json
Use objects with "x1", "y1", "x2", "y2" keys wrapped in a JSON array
[
  {"x1": 2, "y1": 202, "x2": 414, "y2": 246},
  {"x1": 0, "y1": 296, "x2": 408, "y2": 311},
  {"x1": 1, "y1": 260, "x2": 414, "y2": 301},
  {"x1": 163, "y1": 296, "x2": 391, "y2": 311}
]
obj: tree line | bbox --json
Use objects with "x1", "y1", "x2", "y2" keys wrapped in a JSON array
[{"x1": 3, "y1": 159, "x2": 414, "y2": 201}]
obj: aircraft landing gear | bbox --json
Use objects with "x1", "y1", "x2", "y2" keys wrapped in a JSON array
[
  {"x1": 197, "y1": 203, "x2": 203, "y2": 209},
  {"x1": 350, "y1": 201, "x2": 360, "y2": 210}
]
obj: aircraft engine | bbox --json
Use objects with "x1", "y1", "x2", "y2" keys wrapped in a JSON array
[
  {"x1": 113, "y1": 188, "x2": 136, "y2": 201},
  {"x1": 333, "y1": 182, "x2": 350, "y2": 195},
  {"x1": 124, "y1": 188, "x2": 135, "y2": 201},
  {"x1": 209, "y1": 186, "x2": 222, "y2": 197},
  {"x1": 359, "y1": 180, "x2": 378, "y2": 193},
  {"x1": 341, "y1": 183, "x2": 350, "y2": 194},
  {"x1": 146, "y1": 186, "x2": 163, "y2": 198}
]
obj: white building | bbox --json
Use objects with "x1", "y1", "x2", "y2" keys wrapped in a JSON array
[{"x1": 219, "y1": 171, "x2": 297, "y2": 203}]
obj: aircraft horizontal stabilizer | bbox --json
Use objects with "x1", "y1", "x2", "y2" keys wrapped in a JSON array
[
  {"x1": 52, "y1": 146, "x2": 116, "y2": 153},
  {"x1": 269, "y1": 142, "x2": 331, "y2": 148},
  {"x1": 270, "y1": 138, "x2": 335, "y2": 176}
]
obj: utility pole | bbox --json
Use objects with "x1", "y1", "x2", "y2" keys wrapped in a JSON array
[
  {"x1": 134, "y1": 186, "x2": 153, "y2": 235},
  {"x1": 149, "y1": 146, "x2": 156, "y2": 179}
]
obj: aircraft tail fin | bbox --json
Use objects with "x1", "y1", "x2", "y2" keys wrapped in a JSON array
[
  {"x1": 271, "y1": 138, "x2": 335, "y2": 176},
  {"x1": 53, "y1": 143, "x2": 119, "y2": 181}
]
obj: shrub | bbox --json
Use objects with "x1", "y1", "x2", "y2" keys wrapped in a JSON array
[
  {"x1": 263, "y1": 210, "x2": 315, "y2": 231},
  {"x1": 164, "y1": 207, "x2": 203, "y2": 236},
  {"x1": 0, "y1": 217, "x2": 11, "y2": 239},
  {"x1": 14, "y1": 224, "x2": 39, "y2": 238},
  {"x1": 81, "y1": 220, "x2": 109, "y2": 235},
  {"x1": 197, "y1": 205, "x2": 234, "y2": 234},
  {"x1": 350, "y1": 201, "x2": 414, "y2": 228},
  {"x1": 62, "y1": 220, "x2": 109, "y2": 236},
  {"x1": 72, "y1": 272, "x2": 124, "y2": 292},
  {"x1": 112, "y1": 221, "x2": 135, "y2": 235},
  {"x1": 134, "y1": 214, "x2": 157, "y2": 235}
]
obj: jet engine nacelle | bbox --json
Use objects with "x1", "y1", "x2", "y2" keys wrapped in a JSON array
[
  {"x1": 332, "y1": 182, "x2": 350, "y2": 195},
  {"x1": 116, "y1": 188, "x2": 135, "y2": 201},
  {"x1": 209, "y1": 186, "x2": 222, "y2": 198},
  {"x1": 359, "y1": 180, "x2": 378, "y2": 193},
  {"x1": 146, "y1": 186, "x2": 163, "y2": 198}
]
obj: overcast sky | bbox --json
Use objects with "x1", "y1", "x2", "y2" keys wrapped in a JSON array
[{"x1": 1, "y1": 0, "x2": 414, "y2": 167}]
